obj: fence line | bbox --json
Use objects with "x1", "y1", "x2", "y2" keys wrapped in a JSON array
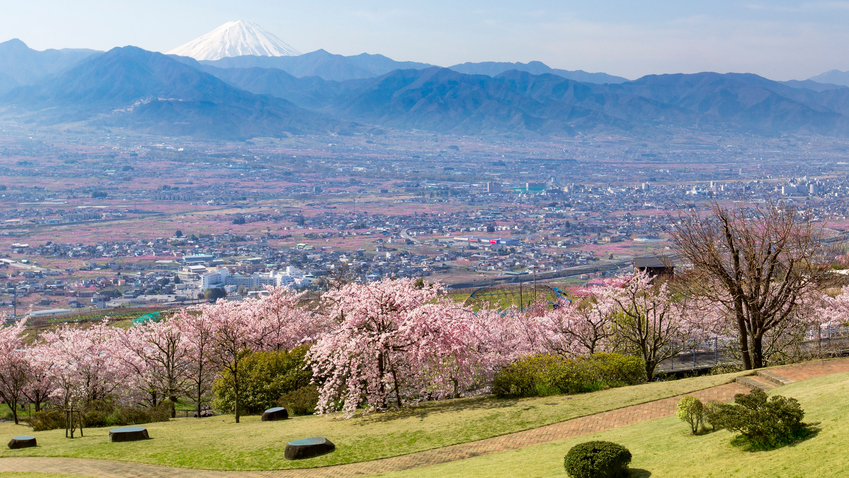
[{"x1": 658, "y1": 326, "x2": 849, "y2": 373}]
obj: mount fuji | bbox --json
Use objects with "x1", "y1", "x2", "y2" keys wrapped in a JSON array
[{"x1": 167, "y1": 20, "x2": 300, "y2": 61}]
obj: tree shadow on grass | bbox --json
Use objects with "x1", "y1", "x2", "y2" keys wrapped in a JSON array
[
  {"x1": 354, "y1": 396, "x2": 521, "y2": 425},
  {"x1": 628, "y1": 469, "x2": 652, "y2": 478},
  {"x1": 729, "y1": 422, "x2": 821, "y2": 452}
]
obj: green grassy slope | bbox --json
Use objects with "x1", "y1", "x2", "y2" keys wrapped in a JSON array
[
  {"x1": 376, "y1": 371, "x2": 849, "y2": 478},
  {"x1": 0, "y1": 373, "x2": 743, "y2": 470}
]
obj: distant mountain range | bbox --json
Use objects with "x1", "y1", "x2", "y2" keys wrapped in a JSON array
[
  {"x1": 0, "y1": 38, "x2": 630, "y2": 92},
  {"x1": 202, "y1": 66, "x2": 849, "y2": 135},
  {"x1": 0, "y1": 39, "x2": 98, "y2": 90},
  {"x1": 810, "y1": 70, "x2": 849, "y2": 88},
  {"x1": 175, "y1": 21, "x2": 626, "y2": 84},
  {"x1": 1, "y1": 46, "x2": 347, "y2": 139},
  {"x1": 199, "y1": 49, "x2": 433, "y2": 82},
  {"x1": 448, "y1": 61, "x2": 627, "y2": 84},
  {"x1": 3, "y1": 39, "x2": 849, "y2": 139},
  {"x1": 201, "y1": 52, "x2": 628, "y2": 84}
]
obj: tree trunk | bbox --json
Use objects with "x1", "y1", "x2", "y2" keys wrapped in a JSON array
[
  {"x1": 751, "y1": 334, "x2": 764, "y2": 369},
  {"x1": 735, "y1": 304, "x2": 753, "y2": 370},
  {"x1": 233, "y1": 365, "x2": 240, "y2": 424},
  {"x1": 233, "y1": 352, "x2": 240, "y2": 423},
  {"x1": 196, "y1": 381, "x2": 203, "y2": 419},
  {"x1": 377, "y1": 352, "x2": 386, "y2": 408},
  {"x1": 390, "y1": 366, "x2": 402, "y2": 409},
  {"x1": 645, "y1": 362, "x2": 656, "y2": 382}
]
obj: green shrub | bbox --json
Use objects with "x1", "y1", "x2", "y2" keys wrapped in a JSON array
[
  {"x1": 703, "y1": 400, "x2": 726, "y2": 431},
  {"x1": 82, "y1": 399, "x2": 115, "y2": 428},
  {"x1": 30, "y1": 409, "x2": 65, "y2": 431},
  {"x1": 493, "y1": 353, "x2": 646, "y2": 398},
  {"x1": 492, "y1": 354, "x2": 561, "y2": 398},
  {"x1": 277, "y1": 385, "x2": 320, "y2": 415},
  {"x1": 115, "y1": 401, "x2": 171, "y2": 425},
  {"x1": 564, "y1": 441, "x2": 632, "y2": 478},
  {"x1": 676, "y1": 396, "x2": 704, "y2": 434},
  {"x1": 710, "y1": 363, "x2": 743, "y2": 375},
  {"x1": 213, "y1": 345, "x2": 312, "y2": 415},
  {"x1": 66, "y1": 399, "x2": 172, "y2": 429},
  {"x1": 557, "y1": 353, "x2": 645, "y2": 393},
  {"x1": 707, "y1": 388, "x2": 805, "y2": 449}
]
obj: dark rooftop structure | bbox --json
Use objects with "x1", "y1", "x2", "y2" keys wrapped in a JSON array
[{"x1": 634, "y1": 256, "x2": 674, "y2": 280}]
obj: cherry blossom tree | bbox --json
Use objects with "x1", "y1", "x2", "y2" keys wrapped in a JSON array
[
  {"x1": 173, "y1": 286, "x2": 325, "y2": 422},
  {"x1": 38, "y1": 320, "x2": 122, "y2": 408},
  {"x1": 814, "y1": 286, "x2": 849, "y2": 329},
  {"x1": 526, "y1": 289, "x2": 615, "y2": 357},
  {"x1": 0, "y1": 319, "x2": 30, "y2": 424},
  {"x1": 309, "y1": 278, "x2": 478, "y2": 417},
  {"x1": 172, "y1": 308, "x2": 218, "y2": 419},
  {"x1": 687, "y1": 281, "x2": 828, "y2": 365},
  {"x1": 393, "y1": 300, "x2": 478, "y2": 401},
  {"x1": 672, "y1": 200, "x2": 834, "y2": 369},
  {"x1": 199, "y1": 299, "x2": 263, "y2": 423},
  {"x1": 599, "y1": 271, "x2": 693, "y2": 380},
  {"x1": 112, "y1": 329, "x2": 161, "y2": 408},
  {"x1": 741, "y1": 288, "x2": 834, "y2": 362},
  {"x1": 464, "y1": 307, "x2": 531, "y2": 387},
  {"x1": 23, "y1": 344, "x2": 54, "y2": 412},
  {"x1": 116, "y1": 318, "x2": 190, "y2": 416},
  {"x1": 247, "y1": 286, "x2": 330, "y2": 352}
]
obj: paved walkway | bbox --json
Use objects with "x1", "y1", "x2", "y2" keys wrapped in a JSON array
[{"x1": 4, "y1": 358, "x2": 849, "y2": 478}]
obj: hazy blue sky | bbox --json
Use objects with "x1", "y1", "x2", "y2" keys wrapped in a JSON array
[{"x1": 3, "y1": 1, "x2": 849, "y2": 80}]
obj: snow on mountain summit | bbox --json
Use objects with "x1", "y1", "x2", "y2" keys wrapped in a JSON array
[{"x1": 166, "y1": 20, "x2": 300, "y2": 61}]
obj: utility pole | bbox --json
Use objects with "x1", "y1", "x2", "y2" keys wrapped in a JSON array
[
  {"x1": 533, "y1": 263, "x2": 537, "y2": 305},
  {"x1": 519, "y1": 280, "x2": 523, "y2": 312}
]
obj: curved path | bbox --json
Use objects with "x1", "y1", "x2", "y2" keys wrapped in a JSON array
[{"x1": 3, "y1": 358, "x2": 849, "y2": 478}]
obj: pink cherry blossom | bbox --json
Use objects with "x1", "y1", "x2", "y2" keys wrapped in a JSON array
[
  {"x1": 308, "y1": 278, "x2": 483, "y2": 417},
  {"x1": 0, "y1": 318, "x2": 30, "y2": 423}
]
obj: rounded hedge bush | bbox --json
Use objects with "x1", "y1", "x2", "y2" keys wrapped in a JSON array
[{"x1": 564, "y1": 441, "x2": 632, "y2": 478}]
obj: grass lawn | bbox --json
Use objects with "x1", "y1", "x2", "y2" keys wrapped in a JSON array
[
  {"x1": 374, "y1": 371, "x2": 849, "y2": 478},
  {"x1": 0, "y1": 372, "x2": 745, "y2": 471}
]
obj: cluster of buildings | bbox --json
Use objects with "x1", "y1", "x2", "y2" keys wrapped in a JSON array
[{"x1": 191, "y1": 263, "x2": 310, "y2": 292}]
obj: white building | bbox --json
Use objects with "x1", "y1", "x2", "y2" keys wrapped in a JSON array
[
  {"x1": 201, "y1": 266, "x2": 310, "y2": 292},
  {"x1": 201, "y1": 267, "x2": 229, "y2": 289}
]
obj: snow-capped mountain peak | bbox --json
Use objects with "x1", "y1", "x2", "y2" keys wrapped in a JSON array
[{"x1": 166, "y1": 20, "x2": 300, "y2": 61}]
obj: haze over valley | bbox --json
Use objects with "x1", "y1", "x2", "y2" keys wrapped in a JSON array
[{"x1": 0, "y1": 16, "x2": 848, "y2": 316}]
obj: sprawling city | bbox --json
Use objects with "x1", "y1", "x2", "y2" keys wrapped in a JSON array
[{"x1": 2, "y1": 128, "x2": 848, "y2": 318}]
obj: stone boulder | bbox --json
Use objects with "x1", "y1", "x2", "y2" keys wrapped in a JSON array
[
  {"x1": 261, "y1": 406, "x2": 289, "y2": 421},
  {"x1": 109, "y1": 426, "x2": 150, "y2": 442},
  {"x1": 285, "y1": 437, "x2": 335, "y2": 460},
  {"x1": 7, "y1": 436, "x2": 37, "y2": 449}
]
